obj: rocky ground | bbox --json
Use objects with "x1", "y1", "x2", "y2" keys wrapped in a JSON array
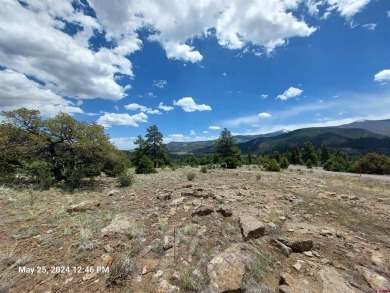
[{"x1": 0, "y1": 166, "x2": 389, "y2": 292}]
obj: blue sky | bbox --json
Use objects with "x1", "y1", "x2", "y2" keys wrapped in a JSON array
[{"x1": 0, "y1": 0, "x2": 389, "y2": 149}]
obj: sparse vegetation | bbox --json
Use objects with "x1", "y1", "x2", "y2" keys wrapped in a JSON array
[
  {"x1": 117, "y1": 172, "x2": 135, "y2": 187},
  {"x1": 200, "y1": 166, "x2": 207, "y2": 173},
  {"x1": 108, "y1": 253, "x2": 137, "y2": 285},
  {"x1": 187, "y1": 172, "x2": 196, "y2": 181}
]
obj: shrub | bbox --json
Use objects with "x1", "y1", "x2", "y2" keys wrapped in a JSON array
[
  {"x1": 280, "y1": 157, "x2": 289, "y2": 169},
  {"x1": 64, "y1": 169, "x2": 84, "y2": 190},
  {"x1": 306, "y1": 159, "x2": 313, "y2": 169},
  {"x1": 256, "y1": 174, "x2": 261, "y2": 180},
  {"x1": 187, "y1": 172, "x2": 196, "y2": 181},
  {"x1": 356, "y1": 153, "x2": 390, "y2": 175},
  {"x1": 200, "y1": 166, "x2": 207, "y2": 173},
  {"x1": 117, "y1": 172, "x2": 134, "y2": 187},
  {"x1": 265, "y1": 159, "x2": 280, "y2": 172},
  {"x1": 25, "y1": 160, "x2": 53, "y2": 190},
  {"x1": 170, "y1": 164, "x2": 177, "y2": 171},
  {"x1": 135, "y1": 155, "x2": 157, "y2": 174}
]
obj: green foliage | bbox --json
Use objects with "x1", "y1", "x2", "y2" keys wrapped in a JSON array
[
  {"x1": 200, "y1": 166, "x2": 207, "y2": 173},
  {"x1": 265, "y1": 159, "x2": 280, "y2": 172},
  {"x1": 247, "y1": 147, "x2": 253, "y2": 165},
  {"x1": 117, "y1": 172, "x2": 134, "y2": 187},
  {"x1": 290, "y1": 145, "x2": 301, "y2": 165},
  {"x1": 25, "y1": 160, "x2": 54, "y2": 190},
  {"x1": 356, "y1": 153, "x2": 390, "y2": 175},
  {"x1": 306, "y1": 159, "x2": 313, "y2": 169},
  {"x1": 280, "y1": 156, "x2": 289, "y2": 169},
  {"x1": 135, "y1": 155, "x2": 157, "y2": 174},
  {"x1": 320, "y1": 143, "x2": 330, "y2": 165},
  {"x1": 0, "y1": 108, "x2": 126, "y2": 188},
  {"x1": 187, "y1": 172, "x2": 196, "y2": 181},
  {"x1": 323, "y1": 151, "x2": 350, "y2": 172},
  {"x1": 302, "y1": 141, "x2": 318, "y2": 166},
  {"x1": 104, "y1": 151, "x2": 131, "y2": 177},
  {"x1": 215, "y1": 128, "x2": 241, "y2": 169},
  {"x1": 270, "y1": 151, "x2": 281, "y2": 163}
]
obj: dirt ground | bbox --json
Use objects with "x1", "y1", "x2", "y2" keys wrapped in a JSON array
[{"x1": 0, "y1": 165, "x2": 389, "y2": 292}]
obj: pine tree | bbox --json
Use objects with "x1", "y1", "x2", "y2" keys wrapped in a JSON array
[
  {"x1": 144, "y1": 125, "x2": 169, "y2": 168},
  {"x1": 215, "y1": 128, "x2": 241, "y2": 168},
  {"x1": 247, "y1": 147, "x2": 253, "y2": 165},
  {"x1": 302, "y1": 141, "x2": 318, "y2": 166},
  {"x1": 290, "y1": 145, "x2": 301, "y2": 165},
  {"x1": 320, "y1": 143, "x2": 330, "y2": 165}
]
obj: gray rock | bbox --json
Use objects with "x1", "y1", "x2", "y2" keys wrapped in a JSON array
[
  {"x1": 101, "y1": 214, "x2": 134, "y2": 234},
  {"x1": 66, "y1": 200, "x2": 101, "y2": 213},
  {"x1": 216, "y1": 206, "x2": 233, "y2": 217},
  {"x1": 279, "y1": 238, "x2": 313, "y2": 252},
  {"x1": 271, "y1": 239, "x2": 292, "y2": 257},
  {"x1": 192, "y1": 204, "x2": 214, "y2": 216},
  {"x1": 207, "y1": 244, "x2": 245, "y2": 293},
  {"x1": 239, "y1": 215, "x2": 265, "y2": 241},
  {"x1": 108, "y1": 189, "x2": 119, "y2": 196}
]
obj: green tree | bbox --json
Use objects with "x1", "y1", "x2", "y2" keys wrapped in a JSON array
[
  {"x1": 135, "y1": 155, "x2": 157, "y2": 174},
  {"x1": 215, "y1": 128, "x2": 241, "y2": 169},
  {"x1": 319, "y1": 143, "x2": 330, "y2": 165},
  {"x1": 302, "y1": 141, "x2": 318, "y2": 166},
  {"x1": 356, "y1": 153, "x2": 390, "y2": 175},
  {"x1": 280, "y1": 156, "x2": 289, "y2": 169},
  {"x1": 247, "y1": 147, "x2": 253, "y2": 165},
  {"x1": 323, "y1": 150, "x2": 350, "y2": 172},
  {"x1": 290, "y1": 145, "x2": 301, "y2": 165},
  {"x1": 144, "y1": 125, "x2": 169, "y2": 168}
]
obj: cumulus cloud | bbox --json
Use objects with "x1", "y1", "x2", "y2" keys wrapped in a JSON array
[
  {"x1": 124, "y1": 103, "x2": 161, "y2": 114},
  {"x1": 97, "y1": 112, "x2": 148, "y2": 128},
  {"x1": 0, "y1": 0, "x2": 135, "y2": 100},
  {"x1": 374, "y1": 69, "x2": 390, "y2": 82},
  {"x1": 362, "y1": 23, "x2": 376, "y2": 30},
  {"x1": 261, "y1": 94, "x2": 268, "y2": 99},
  {"x1": 208, "y1": 126, "x2": 221, "y2": 130},
  {"x1": 153, "y1": 80, "x2": 168, "y2": 88},
  {"x1": 0, "y1": 69, "x2": 83, "y2": 116},
  {"x1": 277, "y1": 87, "x2": 303, "y2": 100},
  {"x1": 190, "y1": 130, "x2": 196, "y2": 135},
  {"x1": 173, "y1": 97, "x2": 212, "y2": 112},
  {"x1": 258, "y1": 112, "x2": 271, "y2": 118},
  {"x1": 158, "y1": 102, "x2": 174, "y2": 111}
]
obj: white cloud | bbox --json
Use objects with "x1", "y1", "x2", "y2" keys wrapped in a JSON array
[
  {"x1": 277, "y1": 87, "x2": 303, "y2": 100},
  {"x1": 258, "y1": 112, "x2": 271, "y2": 118},
  {"x1": 0, "y1": 69, "x2": 83, "y2": 116},
  {"x1": 387, "y1": 11, "x2": 390, "y2": 18},
  {"x1": 326, "y1": 0, "x2": 371, "y2": 18},
  {"x1": 158, "y1": 102, "x2": 174, "y2": 111},
  {"x1": 208, "y1": 126, "x2": 221, "y2": 130},
  {"x1": 88, "y1": 0, "x2": 317, "y2": 61},
  {"x1": 374, "y1": 69, "x2": 390, "y2": 82},
  {"x1": 124, "y1": 103, "x2": 161, "y2": 114},
  {"x1": 190, "y1": 130, "x2": 196, "y2": 135},
  {"x1": 110, "y1": 137, "x2": 137, "y2": 150},
  {"x1": 362, "y1": 23, "x2": 376, "y2": 30},
  {"x1": 222, "y1": 72, "x2": 227, "y2": 76},
  {"x1": 153, "y1": 80, "x2": 168, "y2": 88},
  {"x1": 261, "y1": 94, "x2": 268, "y2": 99},
  {"x1": 164, "y1": 134, "x2": 217, "y2": 143},
  {"x1": 173, "y1": 97, "x2": 212, "y2": 112},
  {"x1": 0, "y1": 0, "x2": 135, "y2": 100},
  {"x1": 97, "y1": 112, "x2": 148, "y2": 128},
  {"x1": 203, "y1": 131, "x2": 209, "y2": 134}
]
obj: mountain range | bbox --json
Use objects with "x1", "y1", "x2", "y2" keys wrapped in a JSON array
[{"x1": 167, "y1": 119, "x2": 390, "y2": 155}]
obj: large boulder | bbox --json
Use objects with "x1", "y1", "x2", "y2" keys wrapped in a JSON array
[
  {"x1": 239, "y1": 215, "x2": 265, "y2": 241},
  {"x1": 207, "y1": 244, "x2": 245, "y2": 293}
]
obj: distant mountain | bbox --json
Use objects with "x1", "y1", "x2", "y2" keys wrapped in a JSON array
[
  {"x1": 337, "y1": 119, "x2": 390, "y2": 137},
  {"x1": 193, "y1": 127, "x2": 390, "y2": 155},
  {"x1": 166, "y1": 130, "x2": 287, "y2": 154}
]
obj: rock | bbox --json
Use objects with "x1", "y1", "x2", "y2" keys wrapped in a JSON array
[
  {"x1": 104, "y1": 244, "x2": 114, "y2": 253},
  {"x1": 181, "y1": 190, "x2": 214, "y2": 198},
  {"x1": 239, "y1": 215, "x2": 265, "y2": 241},
  {"x1": 100, "y1": 254, "x2": 113, "y2": 266},
  {"x1": 371, "y1": 251, "x2": 384, "y2": 266},
  {"x1": 101, "y1": 214, "x2": 134, "y2": 234},
  {"x1": 349, "y1": 196, "x2": 359, "y2": 200},
  {"x1": 154, "y1": 270, "x2": 164, "y2": 278},
  {"x1": 158, "y1": 280, "x2": 180, "y2": 293},
  {"x1": 207, "y1": 244, "x2": 245, "y2": 293},
  {"x1": 140, "y1": 258, "x2": 159, "y2": 275},
  {"x1": 356, "y1": 265, "x2": 390, "y2": 291},
  {"x1": 279, "y1": 216, "x2": 287, "y2": 221},
  {"x1": 67, "y1": 200, "x2": 101, "y2": 213},
  {"x1": 320, "y1": 266, "x2": 357, "y2": 293},
  {"x1": 157, "y1": 193, "x2": 171, "y2": 200},
  {"x1": 192, "y1": 204, "x2": 214, "y2": 216},
  {"x1": 129, "y1": 192, "x2": 136, "y2": 197},
  {"x1": 293, "y1": 260, "x2": 304, "y2": 271},
  {"x1": 216, "y1": 206, "x2": 233, "y2": 217},
  {"x1": 169, "y1": 197, "x2": 185, "y2": 206},
  {"x1": 163, "y1": 235, "x2": 174, "y2": 250},
  {"x1": 378, "y1": 197, "x2": 390, "y2": 204},
  {"x1": 271, "y1": 239, "x2": 292, "y2": 257},
  {"x1": 303, "y1": 251, "x2": 313, "y2": 257},
  {"x1": 320, "y1": 229, "x2": 333, "y2": 236},
  {"x1": 279, "y1": 272, "x2": 317, "y2": 293},
  {"x1": 139, "y1": 245, "x2": 152, "y2": 257},
  {"x1": 108, "y1": 189, "x2": 119, "y2": 196},
  {"x1": 279, "y1": 238, "x2": 313, "y2": 253},
  {"x1": 82, "y1": 273, "x2": 97, "y2": 281}
]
